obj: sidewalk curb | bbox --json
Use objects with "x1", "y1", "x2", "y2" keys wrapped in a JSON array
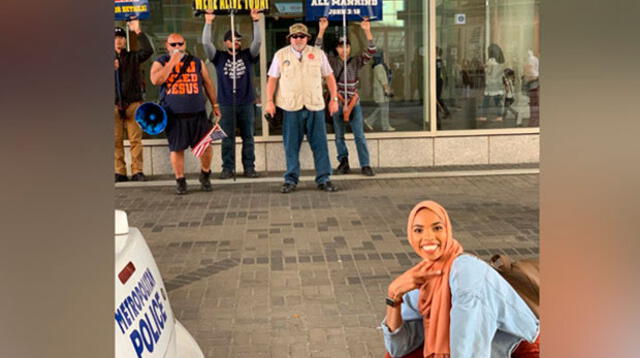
[{"x1": 115, "y1": 168, "x2": 539, "y2": 188}]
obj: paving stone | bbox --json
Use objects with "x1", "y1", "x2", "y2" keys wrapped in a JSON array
[{"x1": 116, "y1": 174, "x2": 539, "y2": 357}]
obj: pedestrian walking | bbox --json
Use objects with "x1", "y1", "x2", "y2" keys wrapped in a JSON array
[{"x1": 365, "y1": 52, "x2": 395, "y2": 131}]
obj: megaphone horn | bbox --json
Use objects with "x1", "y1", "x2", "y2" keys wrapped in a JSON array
[{"x1": 134, "y1": 102, "x2": 168, "y2": 135}]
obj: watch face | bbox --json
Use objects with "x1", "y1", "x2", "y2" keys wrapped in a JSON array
[{"x1": 385, "y1": 297, "x2": 397, "y2": 307}]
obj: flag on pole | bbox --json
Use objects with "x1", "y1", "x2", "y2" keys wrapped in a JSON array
[{"x1": 191, "y1": 124, "x2": 227, "y2": 158}]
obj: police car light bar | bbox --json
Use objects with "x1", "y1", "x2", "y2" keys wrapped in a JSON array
[{"x1": 118, "y1": 262, "x2": 136, "y2": 284}]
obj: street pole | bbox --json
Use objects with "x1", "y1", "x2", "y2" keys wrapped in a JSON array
[
  {"x1": 342, "y1": 8, "x2": 347, "y2": 106},
  {"x1": 230, "y1": 9, "x2": 237, "y2": 181}
]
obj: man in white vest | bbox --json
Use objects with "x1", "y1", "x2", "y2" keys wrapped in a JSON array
[{"x1": 265, "y1": 23, "x2": 340, "y2": 194}]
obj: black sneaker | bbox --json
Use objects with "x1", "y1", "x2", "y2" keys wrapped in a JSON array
[
  {"x1": 335, "y1": 158, "x2": 350, "y2": 175},
  {"x1": 175, "y1": 177, "x2": 188, "y2": 195},
  {"x1": 281, "y1": 182, "x2": 296, "y2": 194},
  {"x1": 361, "y1": 166, "x2": 375, "y2": 177},
  {"x1": 115, "y1": 173, "x2": 129, "y2": 183},
  {"x1": 130, "y1": 172, "x2": 146, "y2": 182},
  {"x1": 219, "y1": 169, "x2": 234, "y2": 180},
  {"x1": 199, "y1": 170, "x2": 212, "y2": 192},
  {"x1": 243, "y1": 168, "x2": 259, "y2": 178},
  {"x1": 317, "y1": 181, "x2": 338, "y2": 192}
]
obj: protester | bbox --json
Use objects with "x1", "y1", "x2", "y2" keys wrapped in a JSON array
[
  {"x1": 316, "y1": 17, "x2": 376, "y2": 177},
  {"x1": 114, "y1": 20, "x2": 153, "y2": 182},
  {"x1": 382, "y1": 200, "x2": 539, "y2": 358},
  {"x1": 364, "y1": 51, "x2": 395, "y2": 131},
  {"x1": 150, "y1": 33, "x2": 221, "y2": 195},
  {"x1": 202, "y1": 9, "x2": 261, "y2": 179},
  {"x1": 265, "y1": 23, "x2": 339, "y2": 193}
]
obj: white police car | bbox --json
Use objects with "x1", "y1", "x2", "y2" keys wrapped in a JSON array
[{"x1": 115, "y1": 210, "x2": 205, "y2": 358}]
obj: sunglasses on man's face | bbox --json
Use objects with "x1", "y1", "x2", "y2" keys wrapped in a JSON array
[
  {"x1": 169, "y1": 42, "x2": 184, "y2": 47},
  {"x1": 290, "y1": 34, "x2": 307, "y2": 39}
]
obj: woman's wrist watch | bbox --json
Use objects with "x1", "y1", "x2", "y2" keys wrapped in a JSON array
[
  {"x1": 332, "y1": 96, "x2": 339, "y2": 102},
  {"x1": 385, "y1": 293, "x2": 402, "y2": 307}
]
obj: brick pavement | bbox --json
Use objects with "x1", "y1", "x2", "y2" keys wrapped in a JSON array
[{"x1": 116, "y1": 174, "x2": 539, "y2": 358}]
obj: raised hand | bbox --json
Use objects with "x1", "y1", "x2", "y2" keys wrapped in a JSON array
[
  {"x1": 127, "y1": 19, "x2": 141, "y2": 34},
  {"x1": 319, "y1": 17, "x2": 329, "y2": 32},
  {"x1": 250, "y1": 8, "x2": 261, "y2": 21},
  {"x1": 360, "y1": 17, "x2": 373, "y2": 40},
  {"x1": 360, "y1": 17, "x2": 371, "y2": 32},
  {"x1": 204, "y1": 11, "x2": 215, "y2": 24}
]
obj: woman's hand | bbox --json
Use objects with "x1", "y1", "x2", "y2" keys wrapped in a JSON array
[
  {"x1": 385, "y1": 268, "x2": 442, "y2": 332},
  {"x1": 388, "y1": 268, "x2": 442, "y2": 302}
]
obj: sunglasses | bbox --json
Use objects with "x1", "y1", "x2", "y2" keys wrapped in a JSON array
[
  {"x1": 290, "y1": 34, "x2": 307, "y2": 39},
  {"x1": 168, "y1": 42, "x2": 184, "y2": 47}
]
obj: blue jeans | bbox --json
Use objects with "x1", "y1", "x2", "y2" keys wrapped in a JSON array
[
  {"x1": 479, "y1": 94, "x2": 504, "y2": 118},
  {"x1": 282, "y1": 108, "x2": 332, "y2": 185},
  {"x1": 332, "y1": 103, "x2": 370, "y2": 167},
  {"x1": 219, "y1": 104, "x2": 256, "y2": 172}
]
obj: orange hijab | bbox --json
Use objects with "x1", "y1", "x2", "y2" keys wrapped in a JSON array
[{"x1": 406, "y1": 201, "x2": 463, "y2": 358}]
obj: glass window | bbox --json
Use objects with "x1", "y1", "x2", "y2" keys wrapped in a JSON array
[
  {"x1": 436, "y1": 0, "x2": 540, "y2": 130},
  {"x1": 367, "y1": 0, "x2": 430, "y2": 132},
  {"x1": 264, "y1": 0, "x2": 430, "y2": 135}
]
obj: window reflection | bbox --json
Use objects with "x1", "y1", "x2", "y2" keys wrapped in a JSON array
[{"x1": 436, "y1": 0, "x2": 540, "y2": 129}]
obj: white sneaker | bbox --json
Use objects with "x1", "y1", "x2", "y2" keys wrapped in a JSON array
[{"x1": 383, "y1": 127, "x2": 396, "y2": 132}]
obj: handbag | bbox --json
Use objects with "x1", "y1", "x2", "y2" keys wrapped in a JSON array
[
  {"x1": 521, "y1": 77, "x2": 540, "y2": 93},
  {"x1": 490, "y1": 254, "x2": 540, "y2": 318}
]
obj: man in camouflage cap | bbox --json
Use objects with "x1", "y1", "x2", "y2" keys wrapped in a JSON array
[{"x1": 265, "y1": 23, "x2": 340, "y2": 194}]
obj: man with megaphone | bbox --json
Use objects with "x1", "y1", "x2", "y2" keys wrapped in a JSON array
[{"x1": 150, "y1": 33, "x2": 221, "y2": 195}]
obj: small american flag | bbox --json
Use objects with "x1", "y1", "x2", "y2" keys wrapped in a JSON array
[{"x1": 191, "y1": 124, "x2": 227, "y2": 158}]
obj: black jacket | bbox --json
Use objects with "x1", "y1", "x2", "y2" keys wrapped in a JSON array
[{"x1": 115, "y1": 32, "x2": 153, "y2": 107}]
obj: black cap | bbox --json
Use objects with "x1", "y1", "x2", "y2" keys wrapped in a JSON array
[
  {"x1": 115, "y1": 27, "x2": 126, "y2": 38},
  {"x1": 337, "y1": 36, "x2": 350, "y2": 46},
  {"x1": 224, "y1": 30, "x2": 243, "y2": 42}
]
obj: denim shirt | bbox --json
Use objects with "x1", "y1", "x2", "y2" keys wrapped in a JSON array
[{"x1": 381, "y1": 255, "x2": 539, "y2": 358}]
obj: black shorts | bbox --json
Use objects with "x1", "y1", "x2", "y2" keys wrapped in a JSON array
[
  {"x1": 505, "y1": 97, "x2": 515, "y2": 106},
  {"x1": 165, "y1": 111, "x2": 213, "y2": 152}
]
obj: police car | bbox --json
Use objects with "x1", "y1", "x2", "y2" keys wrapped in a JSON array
[{"x1": 115, "y1": 210, "x2": 205, "y2": 358}]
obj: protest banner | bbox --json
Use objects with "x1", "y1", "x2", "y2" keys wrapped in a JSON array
[
  {"x1": 114, "y1": 0, "x2": 150, "y2": 21},
  {"x1": 192, "y1": 0, "x2": 269, "y2": 15},
  {"x1": 305, "y1": 0, "x2": 383, "y2": 21}
]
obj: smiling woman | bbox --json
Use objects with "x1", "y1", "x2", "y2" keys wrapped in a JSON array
[
  {"x1": 382, "y1": 201, "x2": 540, "y2": 358},
  {"x1": 409, "y1": 208, "x2": 449, "y2": 261}
]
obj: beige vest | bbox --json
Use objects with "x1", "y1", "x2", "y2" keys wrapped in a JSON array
[{"x1": 275, "y1": 45, "x2": 325, "y2": 111}]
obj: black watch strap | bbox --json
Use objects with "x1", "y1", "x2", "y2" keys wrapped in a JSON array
[{"x1": 385, "y1": 297, "x2": 400, "y2": 307}]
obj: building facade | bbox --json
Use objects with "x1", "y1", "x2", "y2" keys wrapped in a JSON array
[{"x1": 120, "y1": 0, "x2": 540, "y2": 175}]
